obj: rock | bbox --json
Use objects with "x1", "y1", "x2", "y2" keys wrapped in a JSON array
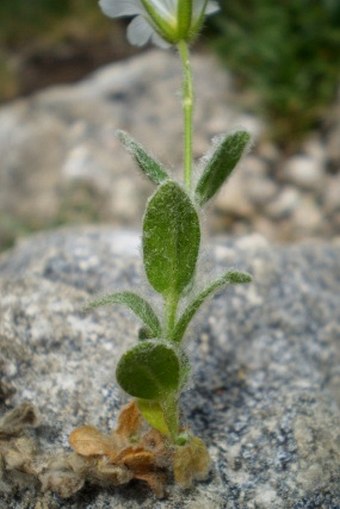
[
  {"x1": 302, "y1": 135, "x2": 327, "y2": 166},
  {"x1": 292, "y1": 197, "x2": 324, "y2": 236},
  {"x1": 214, "y1": 171, "x2": 255, "y2": 219},
  {"x1": 283, "y1": 155, "x2": 324, "y2": 191},
  {"x1": 244, "y1": 162, "x2": 278, "y2": 207},
  {"x1": 324, "y1": 174, "x2": 340, "y2": 214},
  {"x1": 2, "y1": 48, "x2": 339, "y2": 249},
  {"x1": 327, "y1": 125, "x2": 340, "y2": 169},
  {"x1": 256, "y1": 141, "x2": 280, "y2": 164},
  {"x1": 0, "y1": 227, "x2": 339, "y2": 508},
  {"x1": 265, "y1": 187, "x2": 300, "y2": 220},
  {"x1": 0, "y1": 50, "x2": 264, "y2": 251}
]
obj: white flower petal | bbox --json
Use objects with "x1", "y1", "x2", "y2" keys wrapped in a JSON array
[
  {"x1": 99, "y1": 0, "x2": 143, "y2": 18},
  {"x1": 192, "y1": 0, "x2": 205, "y2": 18},
  {"x1": 193, "y1": 0, "x2": 219, "y2": 19},
  {"x1": 205, "y1": 1, "x2": 220, "y2": 15},
  {"x1": 127, "y1": 15, "x2": 154, "y2": 46}
]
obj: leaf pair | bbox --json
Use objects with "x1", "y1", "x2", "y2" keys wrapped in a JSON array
[
  {"x1": 117, "y1": 129, "x2": 251, "y2": 207},
  {"x1": 87, "y1": 179, "x2": 202, "y2": 337}
]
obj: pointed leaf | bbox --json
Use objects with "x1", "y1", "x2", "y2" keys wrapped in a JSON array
[
  {"x1": 86, "y1": 291, "x2": 161, "y2": 337},
  {"x1": 143, "y1": 180, "x2": 200, "y2": 296},
  {"x1": 116, "y1": 340, "x2": 181, "y2": 400},
  {"x1": 117, "y1": 130, "x2": 169, "y2": 185},
  {"x1": 173, "y1": 270, "x2": 252, "y2": 342},
  {"x1": 195, "y1": 131, "x2": 251, "y2": 206},
  {"x1": 137, "y1": 400, "x2": 170, "y2": 436}
]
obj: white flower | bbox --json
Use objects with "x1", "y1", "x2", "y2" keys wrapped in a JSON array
[{"x1": 99, "y1": 0, "x2": 219, "y2": 48}]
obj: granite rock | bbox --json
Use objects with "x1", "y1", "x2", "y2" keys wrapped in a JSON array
[{"x1": 0, "y1": 227, "x2": 339, "y2": 508}]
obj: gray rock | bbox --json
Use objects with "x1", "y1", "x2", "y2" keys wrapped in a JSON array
[
  {"x1": 292, "y1": 197, "x2": 324, "y2": 236},
  {"x1": 244, "y1": 157, "x2": 278, "y2": 206},
  {"x1": 324, "y1": 175, "x2": 340, "y2": 214},
  {"x1": 214, "y1": 170, "x2": 256, "y2": 219},
  {"x1": 0, "y1": 50, "x2": 262, "y2": 250},
  {"x1": 0, "y1": 227, "x2": 339, "y2": 508},
  {"x1": 1, "y1": 48, "x2": 339, "y2": 249},
  {"x1": 265, "y1": 187, "x2": 301, "y2": 220},
  {"x1": 283, "y1": 156, "x2": 324, "y2": 191}
]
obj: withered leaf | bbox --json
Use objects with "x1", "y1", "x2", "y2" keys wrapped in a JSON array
[
  {"x1": 116, "y1": 447, "x2": 156, "y2": 472},
  {"x1": 134, "y1": 471, "x2": 166, "y2": 498},
  {"x1": 173, "y1": 436, "x2": 211, "y2": 488},
  {"x1": 115, "y1": 400, "x2": 142, "y2": 440},
  {"x1": 69, "y1": 426, "x2": 115, "y2": 457}
]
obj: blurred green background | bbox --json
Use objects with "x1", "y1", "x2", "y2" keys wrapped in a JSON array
[
  {"x1": 209, "y1": 0, "x2": 340, "y2": 147},
  {"x1": 1, "y1": 0, "x2": 339, "y2": 146}
]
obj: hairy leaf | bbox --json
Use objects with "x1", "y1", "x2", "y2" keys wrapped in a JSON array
[
  {"x1": 138, "y1": 326, "x2": 156, "y2": 340},
  {"x1": 143, "y1": 180, "x2": 200, "y2": 297},
  {"x1": 116, "y1": 341, "x2": 181, "y2": 400},
  {"x1": 86, "y1": 291, "x2": 161, "y2": 338},
  {"x1": 117, "y1": 130, "x2": 169, "y2": 185},
  {"x1": 173, "y1": 270, "x2": 252, "y2": 342},
  {"x1": 137, "y1": 400, "x2": 170, "y2": 436},
  {"x1": 195, "y1": 131, "x2": 251, "y2": 206}
]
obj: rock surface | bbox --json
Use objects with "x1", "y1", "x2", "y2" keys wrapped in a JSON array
[
  {"x1": 0, "y1": 227, "x2": 339, "y2": 508},
  {"x1": 0, "y1": 50, "x2": 339, "y2": 250}
]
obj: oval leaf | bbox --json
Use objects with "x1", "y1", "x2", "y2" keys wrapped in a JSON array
[
  {"x1": 143, "y1": 181, "x2": 200, "y2": 296},
  {"x1": 195, "y1": 131, "x2": 251, "y2": 207},
  {"x1": 116, "y1": 341, "x2": 181, "y2": 400},
  {"x1": 117, "y1": 130, "x2": 169, "y2": 185}
]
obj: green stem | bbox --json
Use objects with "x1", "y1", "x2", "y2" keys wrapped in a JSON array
[
  {"x1": 161, "y1": 393, "x2": 179, "y2": 443},
  {"x1": 165, "y1": 291, "x2": 179, "y2": 339},
  {"x1": 177, "y1": 40, "x2": 194, "y2": 190}
]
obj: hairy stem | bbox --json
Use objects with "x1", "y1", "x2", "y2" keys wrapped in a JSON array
[
  {"x1": 165, "y1": 291, "x2": 179, "y2": 339},
  {"x1": 177, "y1": 40, "x2": 194, "y2": 190},
  {"x1": 161, "y1": 394, "x2": 179, "y2": 443}
]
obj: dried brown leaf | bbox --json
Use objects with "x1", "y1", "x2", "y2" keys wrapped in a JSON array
[
  {"x1": 69, "y1": 426, "x2": 115, "y2": 457},
  {"x1": 115, "y1": 400, "x2": 142, "y2": 440},
  {"x1": 134, "y1": 471, "x2": 167, "y2": 498},
  {"x1": 68, "y1": 402, "x2": 170, "y2": 498},
  {"x1": 0, "y1": 403, "x2": 40, "y2": 438},
  {"x1": 96, "y1": 457, "x2": 133, "y2": 485},
  {"x1": 118, "y1": 448, "x2": 156, "y2": 472},
  {"x1": 173, "y1": 436, "x2": 211, "y2": 488}
]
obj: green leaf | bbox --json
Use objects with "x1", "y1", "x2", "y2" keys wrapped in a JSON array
[
  {"x1": 137, "y1": 400, "x2": 170, "y2": 436},
  {"x1": 195, "y1": 131, "x2": 251, "y2": 207},
  {"x1": 172, "y1": 270, "x2": 252, "y2": 342},
  {"x1": 117, "y1": 130, "x2": 169, "y2": 185},
  {"x1": 143, "y1": 180, "x2": 200, "y2": 297},
  {"x1": 116, "y1": 340, "x2": 181, "y2": 400},
  {"x1": 86, "y1": 291, "x2": 161, "y2": 338}
]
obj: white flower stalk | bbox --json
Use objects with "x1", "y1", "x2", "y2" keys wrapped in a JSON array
[{"x1": 99, "y1": 0, "x2": 219, "y2": 48}]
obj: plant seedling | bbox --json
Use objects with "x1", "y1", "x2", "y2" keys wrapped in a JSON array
[{"x1": 70, "y1": 0, "x2": 252, "y2": 495}]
